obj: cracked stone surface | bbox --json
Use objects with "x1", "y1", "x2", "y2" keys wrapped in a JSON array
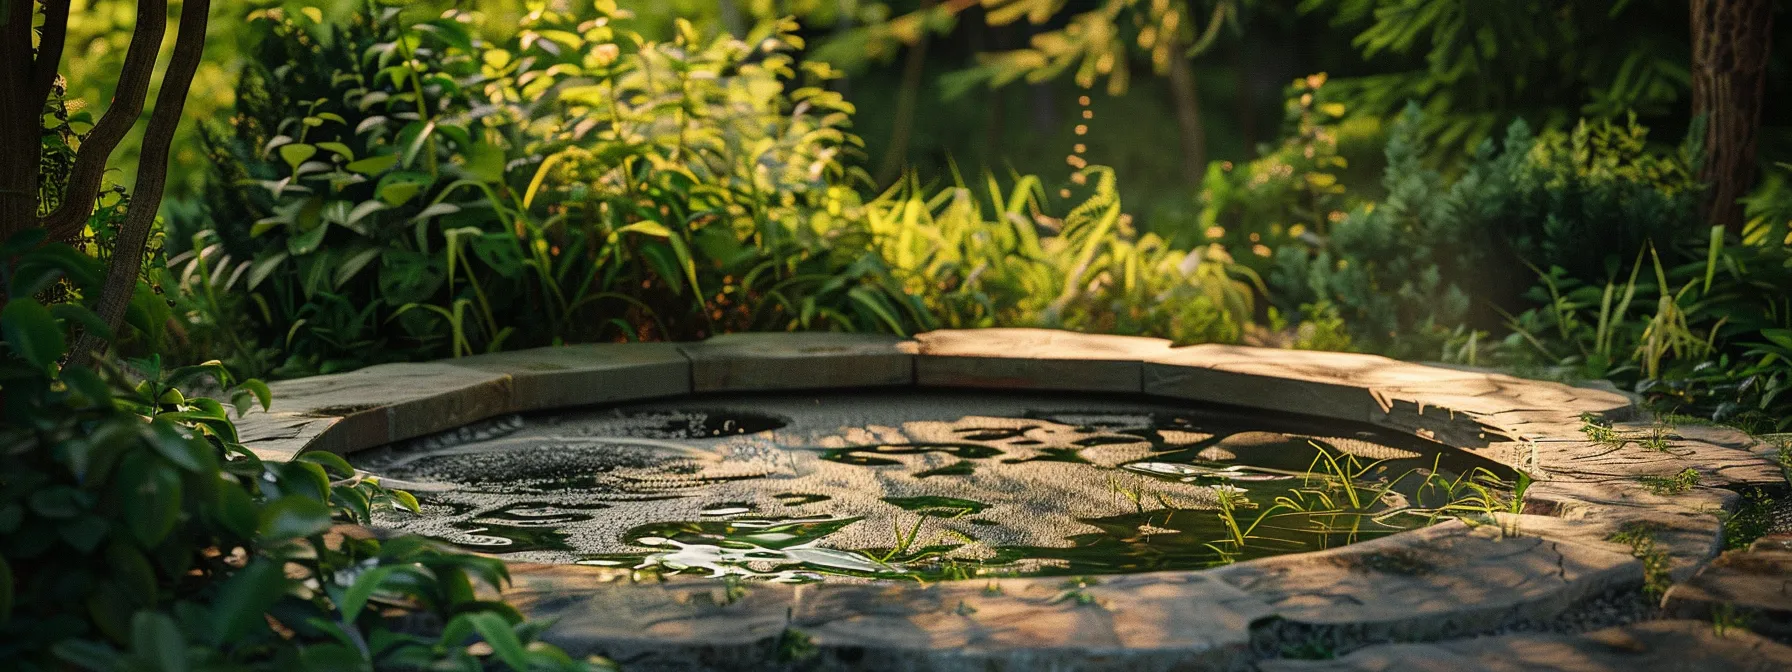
[
  {"x1": 1257, "y1": 620, "x2": 1792, "y2": 671},
  {"x1": 452, "y1": 342, "x2": 689, "y2": 412},
  {"x1": 680, "y1": 332, "x2": 914, "y2": 392},
  {"x1": 499, "y1": 562, "x2": 1272, "y2": 672},
  {"x1": 1206, "y1": 520, "x2": 1641, "y2": 642},
  {"x1": 1662, "y1": 534, "x2": 1792, "y2": 640},
  {"x1": 911, "y1": 328, "x2": 1175, "y2": 392},
  {"x1": 229, "y1": 328, "x2": 1790, "y2": 668}
]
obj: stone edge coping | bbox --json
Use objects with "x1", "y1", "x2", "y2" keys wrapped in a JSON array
[{"x1": 227, "y1": 328, "x2": 1786, "y2": 667}]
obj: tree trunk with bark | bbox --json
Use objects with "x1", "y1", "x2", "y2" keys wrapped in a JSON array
[
  {"x1": 876, "y1": 0, "x2": 937, "y2": 187},
  {"x1": 1691, "y1": 0, "x2": 1775, "y2": 233},
  {"x1": 1166, "y1": 50, "x2": 1208, "y2": 187},
  {"x1": 0, "y1": 0, "x2": 211, "y2": 364}
]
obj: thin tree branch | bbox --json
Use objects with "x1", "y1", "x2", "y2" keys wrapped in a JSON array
[
  {"x1": 0, "y1": 0, "x2": 41, "y2": 238},
  {"x1": 30, "y1": 1, "x2": 71, "y2": 106},
  {"x1": 69, "y1": 0, "x2": 210, "y2": 366},
  {"x1": 42, "y1": 0, "x2": 168, "y2": 242}
]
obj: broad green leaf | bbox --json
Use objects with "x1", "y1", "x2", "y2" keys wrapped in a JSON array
[
  {"x1": 299, "y1": 642, "x2": 368, "y2": 671},
  {"x1": 463, "y1": 612, "x2": 530, "y2": 671},
  {"x1": 297, "y1": 451, "x2": 355, "y2": 478},
  {"x1": 1, "y1": 298, "x2": 67, "y2": 371},
  {"x1": 58, "y1": 515, "x2": 109, "y2": 553},
  {"x1": 280, "y1": 143, "x2": 318, "y2": 172},
  {"x1": 257, "y1": 495, "x2": 332, "y2": 542},
  {"x1": 49, "y1": 304, "x2": 112, "y2": 342},
  {"x1": 106, "y1": 541, "x2": 159, "y2": 608},
  {"x1": 240, "y1": 379, "x2": 273, "y2": 413},
  {"x1": 130, "y1": 611, "x2": 189, "y2": 672},
  {"x1": 214, "y1": 480, "x2": 258, "y2": 538},
  {"x1": 247, "y1": 251, "x2": 291, "y2": 291},
  {"x1": 316, "y1": 141, "x2": 355, "y2": 161},
  {"x1": 345, "y1": 154, "x2": 398, "y2": 176},
  {"x1": 118, "y1": 453, "x2": 182, "y2": 547},
  {"x1": 376, "y1": 171, "x2": 432, "y2": 206},
  {"x1": 208, "y1": 558, "x2": 285, "y2": 645},
  {"x1": 52, "y1": 639, "x2": 125, "y2": 671},
  {"x1": 288, "y1": 222, "x2": 330, "y2": 256},
  {"x1": 334, "y1": 246, "x2": 384, "y2": 289},
  {"x1": 337, "y1": 565, "x2": 405, "y2": 619}
]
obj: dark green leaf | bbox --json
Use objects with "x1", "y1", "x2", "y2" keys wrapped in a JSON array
[
  {"x1": 52, "y1": 639, "x2": 125, "y2": 671},
  {"x1": 209, "y1": 558, "x2": 285, "y2": 645},
  {"x1": 463, "y1": 611, "x2": 530, "y2": 671},
  {"x1": 298, "y1": 451, "x2": 355, "y2": 478},
  {"x1": 107, "y1": 541, "x2": 160, "y2": 608},
  {"x1": 130, "y1": 610, "x2": 189, "y2": 672},
  {"x1": 29, "y1": 485, "x2": 90, "y2": 518},
  {"x1": 1, "y1": 298, "x2": 67, "y2": 371},
  {"x1": 59, "y1": 515, "x2": 110, "y2": 553},
  {"x1": 257, "y1": 496, "x2": 332, "y2": 542},
  {"x1": 117, "y1": 452, "x2": 183, "y2": 547},
  {"x1": 214, "y1": 479, "x2": 258, "y2": 538}
]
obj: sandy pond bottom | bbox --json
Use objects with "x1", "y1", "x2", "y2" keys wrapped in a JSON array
[{"x1": 351, "y1": 390, "x2": 1514, "y2": 582}]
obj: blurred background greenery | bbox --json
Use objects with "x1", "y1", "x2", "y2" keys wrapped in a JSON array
[
  {"x1": 72, "y1": 0, "x2": 1789, "y2": 234},
  {"x1": 43, "y1": 0, "x2": 1792, "y2": 429}
]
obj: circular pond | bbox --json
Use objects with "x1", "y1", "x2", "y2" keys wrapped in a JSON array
[{"x1": 352, "y1": 390, "x2": 1516, "y2": 582}]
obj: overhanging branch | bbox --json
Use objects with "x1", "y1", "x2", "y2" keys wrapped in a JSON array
[
  {"x1": 68, "y1": 0, "x2": 211, "y2": 365},
  {"x1": 42, "y1": 0, "x2": 168, "y2": 241},
  {"x1": 30, "y1": 1, "x2": 71, "y2": 106}
]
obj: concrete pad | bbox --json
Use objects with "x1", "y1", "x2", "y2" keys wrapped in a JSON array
[
  {"x1": 451, "y1": 342, "x2": 689, "y2": 412},
  {"x1": 678, "y1": 332, "x2": 913, "y2": 392},
  {"x1": 912, "y1": 328, "x2": 1173, "y2": 393}
]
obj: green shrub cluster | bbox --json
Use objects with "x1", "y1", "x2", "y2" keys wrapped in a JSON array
[
  {"x1": 171, "y1": 4, "x2": 1267, "y2": 377},
  {"x1": 1267, "y1": 103, "x2": 1706, "y2": 356},
  {"x1": 1, "y1": 232, "x2": 611, "y2": 670},
  {"x1": 174, "y1": 5, "x2": 920, "y2": 377}
]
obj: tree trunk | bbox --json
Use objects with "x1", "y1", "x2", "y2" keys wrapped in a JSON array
[
  {"x1": 0, "y1": 0, "x2": 40, "y2": 239},
  {"x1": 1166, "y1": 51, "x2": 1208, "y2": 187},
  {"x1": 876, "y1": 0, "x2": 937, "y2": 187},
  {"x1": 70, "y1": 0, "x2": 211, "y2": 365},
  {"x1": 716, "y1": 0, "x2": 745, "y2": 38},
  {"x1": 1691, "y1": 0, "x2": 1774, "y2": 233}
]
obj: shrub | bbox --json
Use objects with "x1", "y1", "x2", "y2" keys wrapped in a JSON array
[
  {"x1": 1270, "y1": 103, "x2": 1706, "y2": 355},
  {"x1": 178, "y1": 5, "x2": 1266, "y2": 375},
  {"x1": 0, "y1": 234, "x2": 609, "y2": 670},
  {"x1": 868, "y1": 167, "x2": 1261, "y2": 345},
  {"x1": 180, "y1": 5, "x2": 922, "y2": 378}
]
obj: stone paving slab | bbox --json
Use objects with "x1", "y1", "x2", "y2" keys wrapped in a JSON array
[
  {"x1": 451, "y1": 342, "x2": 689, "y2": 412},
  {"x1": 1662, "y1": 540, "x2": 1792, "y2": 641},
  {"x1": 249, "y1": 361, "x2": 513, "y2": 454},
  {"x1": 501, "y1": 563, "x2": 1272, "y2": 672},
  {"x1": 1518, "y1": 482, "x2": 1733, "y2": 581},
  {"x1": 911, "y1": 328, "x2": 1174, "y2": 392},
  {"x1": 1480, "y1": 434, "x2": 1787, "y2": 489},
  {"x1": 1257, "y1": 619, "x2": 1792, "y2": 671},
  {"x1": 235, "y1": 411, "x2": 338, "y2": 462},
  {"x1": 678, "y1": 332, "x2": 913, "y2": 392},
  {"x1": 1205, "y1": 520, "x2": 1641, "y2": 642}
]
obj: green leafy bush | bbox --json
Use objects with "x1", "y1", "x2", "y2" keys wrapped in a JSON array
[
  {"x1": 0, "y1": 233, "x2": 609, "y2": 670},
  {"x1": 176, "y1": 5, "x2": 1268, "y2": 376},
  {"x1": 180, "y1": 5, "x2": 920, "y2": 377},
  {"x1": 1270, "y1": 103, "x2": 1704, "y2": 354},
  {"x1": 869, "y1": 167, "x2": 1262, "y2": 345}
]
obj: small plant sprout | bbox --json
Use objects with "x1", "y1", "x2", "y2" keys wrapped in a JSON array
[
  {"x1": 1609, "y1": 523, "x2": 1672, "y2": 597},
  {"x1": 1711, "y1": 602, "x2": 1755, "y2": 637},
  {"x1": 1638, "y1": 468, "x2": 1701, "y2": 494}
]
